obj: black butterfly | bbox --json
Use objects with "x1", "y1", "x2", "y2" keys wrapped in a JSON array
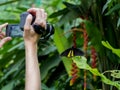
[{"x1": 61, "y1": 47, "x2": 84, "y2": 58}]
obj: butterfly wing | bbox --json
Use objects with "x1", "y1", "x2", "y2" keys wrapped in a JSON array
[
  {"x1": 61, "y1": 48, "x2": 73, "y2": 57},
  {"x1": 61, "y1": 47, "x2": 84, "y2": 57},
  {"x1": 73, "y1": 48, "x2": 84, "y2": 56}
]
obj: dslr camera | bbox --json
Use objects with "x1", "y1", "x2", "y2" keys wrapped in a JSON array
[{"x1": 6, "y1": 12, "x2": 54, "y2": 40}]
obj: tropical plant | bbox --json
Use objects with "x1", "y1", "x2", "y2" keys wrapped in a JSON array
[
  {"x1": 0, "y1": 0, "x2": 120, "y2": 90},
  {"x1": 49, "y1": 0, "x2": 120, "y2": 90}
]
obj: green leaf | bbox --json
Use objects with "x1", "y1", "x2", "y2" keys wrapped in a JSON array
[
  {"x1": 102, "y1": 41, "x2": 120, "y2": 58},
  {"x1": 4, "y1": 9, "x2": 22, "y2": 14},
  {"x1": 49, "y1": 8, "x2": 69, "y2": 18},
  {"x1": 111, "y1": 70, "x2": 120, "y2": 79},
  {"x1": 0, "y1": 40, "x2": 24, "y2": 68},
  {"x1": 101, "y1": 41, "x2": 113, "y2": 49},
  {"x1": 72, "y1": 56, "x2": 120, "y2": 89},
  {"x1": 53, "y1": 27, "x2": 72, "y2": 76},
  {"x1": 0, "y1": 59, "x2": 24, "y2": 83},
  {"x1": 58, "y1": 11, "x2": 79, "y2": 26},
  {"x1": 0, "y1": 19, "x2": 19, "y2": 23},
  {"x1": 41, "y1": 83, "x2": 50, "y2": 90},
  {"x1": 1, "y1": 81, "x2": 14, "y2": 90},
  {"x1": 63, "y1": 1, "x2": 85, "y2": 16},
  {"x1": 39, "y1": 44, "x2": 56, "y2": 55},
  {"x1": 72, "y1": 56, "x2": 91, "y2": 70},
  {"x1": 16, "y1": 6, "x2": 29, "y2": 11},
  {"x1": 102, "y1": 0, "x2": 112, "y2": 13},
  {"x1": 41, "y1": 54, "x2": 61, "y2": 80},
  {"x1": 105, "y1": 3, "x2": 120, "y2": 15},
  {"x1": 0, "y1": 0, "x2": 20, "y2": 6},
  {"x1": 63, "y1": 1, "x2": 80, "y2": 13}
]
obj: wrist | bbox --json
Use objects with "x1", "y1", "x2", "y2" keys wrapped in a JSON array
[
  {"x1": 24, "y1": 41, "x2": 37, "y2": 46},
  {"x1": 24, "y1": 42, "x2": 38, "y2": 50},
  {"x1": 25, "y1": 43, "x2": 38, "y2": 58}
]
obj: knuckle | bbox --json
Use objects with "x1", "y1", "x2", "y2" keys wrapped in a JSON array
[
  {"x1": 24, "y1": 26, "x2": 30, "y2": 31},
  {"x1": 40, "y1": 22, "x2": 46, "y2": 28},
  {"x1": 35, "y1": 19, "x2": 41, "y2": 24}
]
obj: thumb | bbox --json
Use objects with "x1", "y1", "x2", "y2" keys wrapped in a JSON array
[
  {"x1": 0, "y1": 37, "x2": 12, "y2": 48},
  {"x1": 24, "y1": 14, "x2": 33, "y2": 32},
  {"x1": 0, "y1": 23, "x2": 8, "y2": 31}
]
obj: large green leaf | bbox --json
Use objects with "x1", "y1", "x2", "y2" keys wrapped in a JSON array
[
  {"x1": 72, "y1": 56, "x2": 120, "y2": 90},
  {"x1": 53, "y1": 27, "x2": 72, "y2": 76},
  {"x1": 41, "y1": 54, "x2": 61, "y2": 80}
]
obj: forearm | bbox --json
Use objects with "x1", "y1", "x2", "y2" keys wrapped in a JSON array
[
  {"x1": 25, "y1": 43, "x2": 41, "y2": 90},
  {"x1": 23, "y1": 8, "x2": 47, "y2": 90}
]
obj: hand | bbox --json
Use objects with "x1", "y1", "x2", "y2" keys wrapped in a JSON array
[
  {"x1": 0, "y1": 23, "x2": 12, "y2": 48},
  {"x1": 23, "y1": 8, "x2": 47, "y2": 46}
]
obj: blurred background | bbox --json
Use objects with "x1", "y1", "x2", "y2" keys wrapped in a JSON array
[{"x1": 0, "y1": 0, "x2": 120, "y2": 90}]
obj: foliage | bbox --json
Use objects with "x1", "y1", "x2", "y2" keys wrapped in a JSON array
[
  {"x1": 0, "y1": 0, "x2": 60, "y2": 90},
  {"x1": 102, "y1": 41, "x2": 120, "y2": 58},
  {"x1": 0, "y1": 0, "x2": 120, "y2": 90},
  {"x1": 48, "y1": 0, "x2": 120, "y2": 89},
  {"x1": 72, "y1": 56, "x2": 120, "y2": 90}
]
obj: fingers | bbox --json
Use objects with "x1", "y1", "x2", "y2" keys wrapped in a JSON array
[
  {"x1": 0, "y1": 23, "x2": 8, "y2": 32},
  {"x1": 27, "y1": 8, "x2": 39, "y2": 15},
  {"x1": 27, "y1": 8, "x2": 47, "y2": 28},
  {"x1": 0, "y1": 23, "x2": 8, "y2": 40},
  {"x1": 34, "y1": 9, "x2": 47, "y2": 28},
  {"x1": 0, "y1": 23, "x2": 11, "y2": 48},
  {"x1": 0, "y1": 37, "x2": 12, "y2": 48},
  {"x1": 0, "y1": 32, "x2": 5, "y2": 39}
]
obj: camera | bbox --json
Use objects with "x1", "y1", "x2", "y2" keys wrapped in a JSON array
[{"x1": 6, "y1": 12, "x2": 54, "y2": 39}]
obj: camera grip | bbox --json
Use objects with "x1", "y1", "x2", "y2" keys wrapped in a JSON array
[
  {"x1": 19, "y1": 12, "x2": 35, "y2": 30},
  {"x1": 19, "y1": 12, "x2": 54, "y2": 39}
]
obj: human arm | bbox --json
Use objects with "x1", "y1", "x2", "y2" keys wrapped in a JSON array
[
  {"x1": 0, "y1": 23, "x2": 12, "y2": 48},
  {"x1": 24, "y1": 8, "x2": 47, "y2": 90},
  {"x1": 25, "y1": 40, "x2": 40, "y2": 90}
]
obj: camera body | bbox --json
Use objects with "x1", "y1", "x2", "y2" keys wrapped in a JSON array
[
  {"x1": 6, "y1": 12, "x2": 54, "y2": 39},
  {"x1": 6, "y1": 24, "x2": 23, "y2": 37}
]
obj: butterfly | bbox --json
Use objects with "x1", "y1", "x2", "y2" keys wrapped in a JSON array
[{"x1": 61, "y1": 47, "x2": 84, "y2": 58}]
